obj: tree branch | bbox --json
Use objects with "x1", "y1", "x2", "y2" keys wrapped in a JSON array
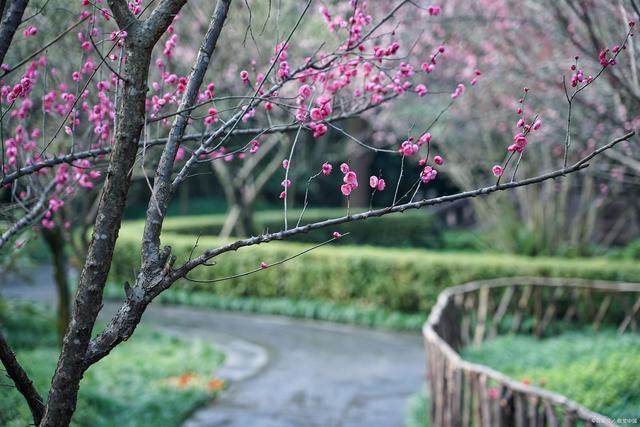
[
  {"x1": 141, "y1": 0, "x2": 231, "y2": 273},
  {"x1": 603, "y1": 147, "x2": 640, "y2": 173},
  {"x1": 174, "y1": 131, "x2": 636, "y2": 276},
  {"x1": 0, "y1": 181, "x2": 54, "y2": 251},
  {"x1": 141, "y1": 0, "x2": 188, "y2": 46},
  {"x1": 106, "y1": 0, "x2": 138, "y2": 32},
  {"x1": 82, "y1": 131, "x2": 635, "y2": 369},
  {"x1": 0, "y1": 331, "x2": 45, "y2": 425},
  {"x1": 0, "y1": 0, "x2": 29, "y2": 66}
]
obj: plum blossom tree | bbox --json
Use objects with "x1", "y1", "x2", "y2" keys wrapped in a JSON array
[
  {"x1": 369, "y1": 0, "x2": 640, "y2": 254},
  {"x1": 0, "y1": 0, "x2": 636, "y2": 426}
]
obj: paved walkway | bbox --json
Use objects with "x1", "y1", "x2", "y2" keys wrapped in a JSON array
[{"x1": 0, "y1": 265, "x2": 425, "y2": 427}]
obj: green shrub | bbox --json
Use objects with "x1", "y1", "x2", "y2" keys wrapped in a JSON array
[
  {"x1": 160, "y1": 208, "x2": 444, "y2": 249},
  {"x1": 110, "y1": 220, "x2": 640, "y2": 314},
  {"x1": 622, "y1": 239, "x2": 640, "y2": 260}
]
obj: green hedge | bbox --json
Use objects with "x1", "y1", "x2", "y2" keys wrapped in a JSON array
[
  {"x1": 110, "y1": 219, "x2": 640, "y2": 314},
  {"x1": 160, "y1": 208, "x2": 444, "y2": 249}
]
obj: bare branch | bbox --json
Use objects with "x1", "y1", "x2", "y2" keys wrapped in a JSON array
[
  {"x1": 175, "y1": 131, "x2": 635, "y2": 277},
  {"x1": 141, "y1": 0, "x2": 188, "y2": 46},
  {"x1": 0, "y1": 331, "x2": 45, "y2": 425},
  {"x1": 184, "y1": 233, "x2": 346, "y2": 283},
  {"x1": 0, "y1": 181, "x2": 54, "y2": 251},
  {"x1": 141, "y1": 0, "x2": 231, "y2": 271}
]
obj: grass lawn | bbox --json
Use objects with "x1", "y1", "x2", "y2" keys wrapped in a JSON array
[
  {"x1": 0, "y1": 301, "x2": 224, "y2": 427},
  {"x1": 463, "y1": 330, "x2": 640, "y2": 417}
]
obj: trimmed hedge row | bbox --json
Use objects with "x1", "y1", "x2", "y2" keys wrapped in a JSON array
[
  {"x1": 104, "y1": 287, "x2": 427, "y2": 330},
  {"x1": 110, "y1": 220, "x2": 640, "y2": 314},
  {"x1": 159, "y1": 208, "x2": 444, "y2": 248}
]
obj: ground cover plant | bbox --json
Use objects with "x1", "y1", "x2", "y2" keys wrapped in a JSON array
[
  {"x1": 463, "y1": 331, "x2": 640, "y2": 417},
  {"x1": 0, "y1": 301, "x2": 224, "y2": 427}
]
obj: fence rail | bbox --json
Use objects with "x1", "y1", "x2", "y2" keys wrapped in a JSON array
[{"x1": 422, "y1": 277, "x2": 640, "y2": 427}]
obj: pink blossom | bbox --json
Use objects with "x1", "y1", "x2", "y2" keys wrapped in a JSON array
[
  {"x1": 332, "y1": 231, "x2": 342, "y2": 239},
  {"x1": 492, "y1": 165, "x2": 504, "y2": 177},
  {"x1": 260, "y1": 262, "x2": 269, "y2": 269},
  {"x1": 310, "y1": 108, "x2": 323, "y2": 121},
  {"x1": 376, "y1": 179, "x2": 386, "y2": 191},
  {"x1": 249, "y1": 140, "x2": 260, "y2": 154},
  {"x1": 282, "y1": 159, "x2": 289, "y2": 169},
  {"x1": 369, "y1": 175, "x2": 378, "y2": 188},
  {"x1": 418, "y1": 132, "x2": 432, "y2": 146},
  {"x1": 23, "y1": 26, "x2": 38, "y2": 38},
  {"x1": 532, "y1": 119, "x2": 542, "y2": 131},
  {"x1": 451, "y1": 83, "x2": 465, "y2": 99},
  {"x1": 434, "y1": 155, "x2": 444, "y2": 166},
  {"x1": 298, "y1": 84, "x2": 312, "y2": 100},
  {"x1": 510, "y1": 133, "x2": 528, "y2": 152},
  {"x1": 309, "y1": 122, "x2": 327, "y2": 138},
  {"x1": 340, "y1": 184, "x2": 353, "y2": 196},
  {"x1": 400, "y1": 140, "x2": 419, "y2": 156},
  {"x1": 205, "y1": 83, "x2": 215, "y2": 98},
  {"x1": 204, "y1": 108, "x2": 218, "y2": 124},
  {"x1": 421, "y1": 63, "x2": 435, "y2": 73},
  {"x1": 427, "y1": 5, "x2": 441, "y2": 16},
  {"x1": 420, "y1": 165, "x2": 438, "y2": 184},
  {"x1": 343, "y1": 171, "x2": 358, "y2": 187},
  {"x1": 41, "y1": 218, "x2": 55, "y2": 229},
  {"x1": 415, "y1": 84, "x2": 428, "y2": 97},
  {"x1": 242, "y1": 107, "x2": 255, "y2": 123},
  {"x1": 281, "y1": 179, "x2": 292, "y2": 188},
  {"x1": 340, "y1": 163, "x2": 350, "y2": 174},
  {"x1": 322, "y1": 162, "x2": 333, "y2": 175},
  {"x1": 240, "y1": 70, "x2": 250, "y2": 85}
]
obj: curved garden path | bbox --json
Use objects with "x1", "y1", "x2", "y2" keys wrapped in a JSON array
[{"x1": 1, "y1": 265, "x2": 425, "y2": 427}]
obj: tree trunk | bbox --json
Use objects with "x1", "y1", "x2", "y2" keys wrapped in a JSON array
[
  {"x1": 0, "y1": 0, "x2": 29, "y2": 66},
  {"x1": 39, "y1": 41, "x2": 153, "y2": 427},
  {"x1": 218, "y1": 187, "x2": 256, "y2": 237},
  {"x1": 42, "y1": 227, "x2": 71, "y2": 348},
  {"x1": 237, "y1": 198, "x2": 256, "y2": 236}
]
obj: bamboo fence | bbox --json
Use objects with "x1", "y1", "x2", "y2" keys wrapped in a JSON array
[{"x1": 423, "y1": 277, "x2": 640, "y2": 427}]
